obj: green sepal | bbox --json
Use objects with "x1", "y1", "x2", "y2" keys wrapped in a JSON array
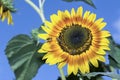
[{"x1": 31, "y1": 24, "x2": 46, "y2": 41}]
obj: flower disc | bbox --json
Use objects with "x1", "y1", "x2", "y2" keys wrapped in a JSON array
[{"x1": 57, "y1": 25, "x2": 92, "y2": 55}]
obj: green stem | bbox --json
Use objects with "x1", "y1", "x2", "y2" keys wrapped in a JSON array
[
  {"x1": 25, "y1": 0, "x2": 46, "y2": 23},
  {"x1": 58, "y1": 68, "x2": 66, "y2": 80}
]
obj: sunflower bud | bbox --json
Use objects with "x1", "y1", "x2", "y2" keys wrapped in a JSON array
[{"x1": 0, "y1": 0, "x2": 16, "y2": 25}]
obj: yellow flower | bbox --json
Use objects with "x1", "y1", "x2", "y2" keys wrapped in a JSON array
[
  {"x1": 38, "y1": 6, "x2": 111, "y2": 75},
  {"x1": 0, "y1": 3, "x2": 14, "y2": 25}
]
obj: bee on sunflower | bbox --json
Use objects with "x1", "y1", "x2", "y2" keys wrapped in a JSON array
[
  {"x1": 38, "y1": 6, "x2": 111, "y2": 75},
  {"x1": 0, "y1": 0, "x2": 15, "y2": 25}
]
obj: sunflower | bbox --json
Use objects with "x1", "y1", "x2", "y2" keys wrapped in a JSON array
[
  {"x1": 38, "y1": 6, "x2": 110, "y2": 75},
  {"x1": 0, "y1": 0, "x2": 15, "y2": 24}
]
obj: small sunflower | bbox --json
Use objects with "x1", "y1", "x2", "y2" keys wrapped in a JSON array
[
  {"x1": 38, "y1": 6, "x2": 110, "y2": 75},
  {"x1": 0, "y1": 0, "x2": 15, "y2": 24}
]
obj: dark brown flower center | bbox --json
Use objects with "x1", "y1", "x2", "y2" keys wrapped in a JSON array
[{"x1": 57, "y1": 24, "x2": 92, "y2": 55}]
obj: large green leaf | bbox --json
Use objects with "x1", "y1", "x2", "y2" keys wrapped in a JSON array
[
  {"x1": 62, "y1": 0, "x2": 96, "y2": 8},
  {"x1": 5, "y1": 34, "x2": 44, "y2": 80},
  {"x1": 108, "y1": 37, "x2": 120, "y2": 68}
]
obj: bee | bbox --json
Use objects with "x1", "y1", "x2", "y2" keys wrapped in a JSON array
[{"x1": 47, "y1": 38, "x2": 52, "y2": 42}]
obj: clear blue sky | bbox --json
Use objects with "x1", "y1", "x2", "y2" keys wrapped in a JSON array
[{"x1": 0, "y1": 0, "x2": 120, "y2": 80}]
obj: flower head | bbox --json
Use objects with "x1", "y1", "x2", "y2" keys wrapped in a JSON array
[
  {"x1": 0, "y1": 0, "x2": 15, "y2": 25},
  {"x1": 38, "y1": 6, "x2": 111, "y2": 75}
]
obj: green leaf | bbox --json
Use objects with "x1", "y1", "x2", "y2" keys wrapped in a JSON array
[
  {"x1": 83, "y1": 72, "x2": 120, "y2": 79},
  {"x1": 109, "y1": 55, "x2": 120, "y2": 69},
  {"x1": 62, "y1": 0, "x2": 96, "y2": 8},
  {"x1": 5, "y1": 34, "x2": 44, "y2": 80},
  {"x1": 108, "y1": 37, "x2": 120, "y2": 68}
]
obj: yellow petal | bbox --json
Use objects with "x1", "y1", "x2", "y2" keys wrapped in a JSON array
[
  {"x1": 101, "y1": 38, "x2": 110, "y2": 43},
  {"x1": 38, "y1": 49, "x2": 47, "y2": 53},
  {"x1": 96, "y1": 49, "x2": 106, "y2": 55},
  {"x1": 93, "y1": 41, "x2": 109, "y2": 46},
  {"x1": 72, "y1": 55, "x2": 79, "y2": 75},
  {"x1": 86, "y1": 50, "x2": 99, "y2": 67},
  {"x1": 38, "y1": 34, "x2": 49, "y2": 40},
  {"x1": 42, "y1": 53, "x2": 51, "y2": 60},
  {"x1": 1, "y1": 12, "x2": 7, "y2": 21},
  {"x1": 8, "y1": 15, "x2": 13, "y2": 25},
  {"x1": 101, "y1": 30, "x2": 111, "y2": 37},
  {"x1": 97, "y1": 56, "x2": 105, "y2": 62},
  {"x1": 57, "y1": 10, "x2": 62, "y2": 17},
  {"x1": 88, "y1": 13, "x2": 96, "y2": 22},
  {"x1": 46, "y1": 54, "x2": 60, "y2": 65},
  {"x1": 7, "y1": 11, "x2": 13, "y2": 25},
  {"x1": 64, "y1": 10, "x2": 70, "y2": 18},
  {"x1": 79, "y1": 63, "x2": 85, "y2": 74},
  {"x1": 50, "y1": 14, "x2": 59, "y2": 24},
  {"x1": 68, "y1": 64, "x2": 74, "y2": 75},
  {"x1": 78, "y1": 54, "x2": 86, "y2": 74},
  {"x1": 58, "y1": 62, "x2": 66, "y2": 69},
  {"x1": 54, "y1": 51, "x2": 66, "y2": 62},
  {"x1": 83, "y1": 54, "x2": 89, "y2": 73},
  {"x1": 71, "y1": 8, "x2": 75, "y2": 17},
  {"x1": 94, "y1": 18, "x2": 104, "y2": 25},
  {"x1": 45, "y1": 21, "x2": 53, "y2": 29},
  {"x1": 41, "y1": 26, "x2": 51, "y2": 34},
  {"x1": 67, "y1": 55, "x2": 75, "y2": 75},
  {"x1": 92, "y1": 37, "x2": 110, "y2": 45},
  {"x1": 101, "y1": 46, "x2": 110, "y2": 50},
  {"x1": 83, "y1": 11, "x2": 90, "y2": 20},
  {"x1": 98, "y1": 22, "x2": 107, "y2": 30},
  {"x1": 45, "y1": 54, "x2": 55, "y2": 64},
  {"x1": 62, "y1": 11, "x2": 72, "y2": 26},
  {"x1": 0, "y1": 6, "x2": 3, "y2": 15},
  {"x1": 93, "y1": 30, "x2": 111, "y2": 38},
  {"x1": 73, "y1": 65, "x2": 78, "y2": 75},
  {"x1": 77, "y1": 6, "x2": 83, "y2": 17},
  {"x1": 82, "y1": 11, "x2": 90, "y2": 26},
  {"x1": 90, "y1": 58, "x2": 98, "y2": 67},
  {"x1": 38, "y1": 42, "x2": 50, "y2": 53}
]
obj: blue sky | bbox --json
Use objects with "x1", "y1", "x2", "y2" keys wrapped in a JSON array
[{"x1": 0, "y1": 0, "x2": 120, "y2": 80}]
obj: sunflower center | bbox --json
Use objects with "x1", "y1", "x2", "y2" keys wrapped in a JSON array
[{"x1": 57, "y1": 24, "x2": 92, "y2": 55}]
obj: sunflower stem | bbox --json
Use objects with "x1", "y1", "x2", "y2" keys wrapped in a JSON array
[
  {"x1": 25, "y1": 0, "x2": 46, "y2": 23},
  {"x1": 58, "y1": 68, "x2": 66, "y2": 80}
]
